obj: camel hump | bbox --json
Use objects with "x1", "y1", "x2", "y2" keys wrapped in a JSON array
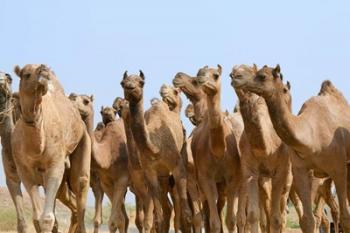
[{"x1": 318, "y1": 80, "x2": 348, "y2": 103}]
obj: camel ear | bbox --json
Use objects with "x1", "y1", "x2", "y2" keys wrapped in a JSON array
[
  {"x1": 286, "y1": 81, "x2": 291, "y2": 90},
  {"x1": 217, "y1": 64, "x2": 222, "y2": 75},
  {"x1": 203, "y1": 65, "x2": 208, "y2": 69},
  {"x1": 14, "y1": 65, "x2": 21, "y2": 77},
  {"x1": 100, "y1": 106, "x2": 104, "y2": 114},
  {"x1": 139, "y1": 70, "x2": 145, "y2": 80},
  {"x1": 123, "y1": 71, "x2": 128, "y2": 80},
  {"x1": 68, "y1": 93, "x2": 78, "y2": 100},
  {"x1": 272, "y1": 64, "x2": 281, "y2": 79},
  {"x1": 112, "y1": 97, "x2": 123, "y2": 110},
  {"x1": 90, "y1": 95, "x2": 94, "y2": 102},
  {"x1": 174, "y1": 87, "x2": 181, "y2": 95},
  {"x1": 252, "y1": 64, "x2": 258, "y2": 73},
  {"x1": 5, "y1": 74, "x2": 12, "y2": 84}
]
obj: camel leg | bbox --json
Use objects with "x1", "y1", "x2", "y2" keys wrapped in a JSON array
[
  {"x1": 159, "y1": 176, "x2": 172, "y2": 233},
  {"x1": 258, "y1": 177, "x2": 271, "y2": 233},
  {"x1": 145, "y1": 170, "x2": 163, "y2": 233},
  {"x1": 321, "y1": 211, "x2": 330, "y2": 233},
  {"x1": 108, "y1": 177, "x2": 129, "y2": 233},
  {"x1": 226, "y1": 180, "x2": 239, "y2": 233},
  {"x1": 216, "y1": 183, "x2": 226, "y2": 233},
  {"x1": 90, "y1": 174, "x2": 104, "y2": 233},
  {"x1": 203, "y1": 201, "x2": 210, "y2": 233},
  {"x1": 135, "y1": 196, "x2": 145, "y2": 233},
  {"x1": 270, "y1": 165, "x2": 291, "y2": 233},
  {"x1": 170, "y1": 185, "x2": 181, "y2": 233},
  {"x1": 123, "y1": 202, "x2": 130, "y2": 232},
  {"x1": 322, "y1": 180, "x2": 339, "y2": 233},
  {"x1": 173, "y1": 162, "x2": 193, "y2": 233},
  {"x1": 289, "y1": 185, "x2": 303, "y2": 219},
  {"x1": 187, "y1": 174, "x2": 202, "y2": 233},
  {"x1": 246, "y1": 175, "x2": 259, "y2": 233},
  {"x1": 314, "y1": 193, "x2": 327, "y2": 232},
  {"x1": 198, "y1": 176, "x2": 222, "y2": 233},
  {"x1": 331, "y1": 169, "x2": 350, "y2": 233},
  {"x1": 40, "y1": 162, "x2": 65, "y2": 233},
  {"x1": 291, "y1": 156, "x2": 315, "y2": 233},
  {"x1": 4, "y1": 168, "x2": 27, "y2": 233},
  {"x1": 69, "y1": 131, "x2": 91, "y2": 233},
  {"x1": 237, "y1": 178, "x2": 248, "y2": 233},
  {"x1": 56, "y1": 176, "x2": 78, "y2": 233}
]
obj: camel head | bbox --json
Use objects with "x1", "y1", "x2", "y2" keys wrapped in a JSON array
[
  {"x1": 100, "y1": 106, "x2": 117, "y2": 125},
  {"x1": 120, "y1": 70, "x2": 145, "y2": 103},
  {"x1": 160, "y1": 84, "x2": 182, "y2": 111},
  {"x1": 185, "y1": 104, "x2": 197, "y2": 126},
  {"x1": 195, "y1": 64, "x2": 222, "y2": 96},
  {"x1": 112, "y1": 97, "x2": 129, "y2": 120},
  {"x1": 230, "y1": 64, "x2": 258, "y2": 101},
  {"x1": 14, "y1": 64, "x2": 53, "y2": 123},
  {"x1": 0, "y1": 72, "x2": 13, "y2": 110},
  {"x1": 68, "y1": 93, "x2": 94, "y2": 120},
  {"x1": 173, "y1": 72, "x2": 205, "y2": 102}
]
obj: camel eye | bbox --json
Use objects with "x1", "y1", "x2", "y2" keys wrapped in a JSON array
[
  {"x1": 257, "y1": 75, "x2": 266, "y2": 81},
  {"x1": 213, "y1": 74, "x2": 219, "y2": 80},
  {"x1": 83, "y1": 99, "x2": 90, "y2": 105},
  {"x1": 139, "y1": 80, "x2": 145, "y2": 87},
  {"x1": 24, "y1": 73, "x2": 31, "y2": 79}
]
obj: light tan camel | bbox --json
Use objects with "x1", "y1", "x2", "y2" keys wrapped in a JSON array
[
  {"x1": 230, "y1": 65, "x2": 293, "y2": 233},
  {"x1": 0, "y1": 72, "x2": 27, "y2": 233},
  {"x1": 121, "y1": 71, "x2": 192, "y2": 233},
  {"x1": 173, "y1": 65, "x2": 242, "y2": 233},
  {"x1": 12, "y1": 64, "x2": 91, "y2": 233},
  {"x1": 113, "y1": 97, "x2": 155, "y2": 233},
  {"x1": 232, "y1": 64, "x2": 350, "y2": 232},
  {"x1": 160, "y1": 84, "x2": 203, "y2": 233},
  {"x1": 68, "y1": 93, "x2": 104, "y2": 233},
  {"x1": 173, "y1": 71, "x2": 237, "y2": 233},
  {"x1": 69, "y1": 94, "x2": 130, "y2": 233}
]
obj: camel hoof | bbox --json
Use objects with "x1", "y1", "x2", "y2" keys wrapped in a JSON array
[{"x1": 39, "y1": 213, "x2": 55, "y2": 233}]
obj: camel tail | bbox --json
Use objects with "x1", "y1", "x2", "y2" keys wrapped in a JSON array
[{"x1": 318, "y1": 80, "x2": 348, "y2": 104}]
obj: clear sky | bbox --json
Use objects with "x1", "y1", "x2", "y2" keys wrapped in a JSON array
[{"x1": 1, "y1": 0, "x2": 350, "y2": 205}]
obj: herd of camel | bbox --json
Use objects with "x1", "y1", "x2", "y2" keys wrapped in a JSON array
[{"x1": 0, "y1": 63, "x2": 349, "y2": 233}]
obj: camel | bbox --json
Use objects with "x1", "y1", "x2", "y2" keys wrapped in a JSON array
[
  {"x1": 160, "y1": 84, "x2": 203, "y2": 233},
  {"x1": 173, "y1": 65, "x2": 242, "y2": 233},
  {"x1": 69, "y1": 94, "x2": 130, "y2": 233},
  {"x1": 12, "y1": 64, "x2": 91, "y2": 233},
  {"x1": 232, "y1": 64, "x2": 350, "y2": 232},
  {"x1": 113, "y1": 97, "x2": 155, "y2": 233},
  {"x1": 68, "y1": 93, "x2": 104, "y2": 233},
  {"x1": 121, "y1": 71, "x2": 192, "y2": 233},
  {"x1": 0, "y1": 72, "x2": 27, "y2": 233},
  {"x1": 230, "y1": 64, "x2": 293, "y2": 233}
]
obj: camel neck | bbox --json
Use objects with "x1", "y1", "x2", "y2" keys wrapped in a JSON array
[
  {"x1": 0, "y1": 104, "x2": 14, "y2": 151},
  {"x1": 264, "y1": 92, "x2": 309, "y2": 153},
  {"x1": 122, "y1": 111, "x2": 142, "y2": 169},
  {"x1": 206, "y1": 92, "x2": 226, "y2": 158},
  {"x1": 83, "y1": 112, "x2": 94, "y2": 137},
  {"x1": 238, "y1": 96, "x2": 281, "y2": 156},
  {"x1": 193, "y1": 98, "x2": 207, "y2": 125},
  {"x1": 129, "y1": 99, "x2": 159, "y2": 156}
]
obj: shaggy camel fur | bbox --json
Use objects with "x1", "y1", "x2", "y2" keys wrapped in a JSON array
[
  {"x1": 174, "y1": 65, "x2": 242, "y2": 233},
  {"x1": 69, "y1": 94, "x2": 130, "y2": 233},
  {"x1": 233, "y1": 64, "x2": 350, "y2": 233},
  {"x1": 113, "y1": 97, "x2": 155, "y2": 233},
  {"x1": 231, "y1": 65, "x2": 293, "y2": 233},
  {"x1": 121, "y1": 71, "x2": 192, "y2": 233},
  {"x1": 68, "y1": 93, "x2": 104, "y2": 233},
  {"x1": 0, "y1": 72, "x2": 27, "y2": 233},
  {"x1": 160, "y1": 84, "x2": 203, "y2": 233},
  {"x1": 12, "y1": 64, "x2": 91, "y2": 233}
]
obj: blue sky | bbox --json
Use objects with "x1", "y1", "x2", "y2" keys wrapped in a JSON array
[{"x1": 1, "y1": 0, "x2": 350, "y2": 205}]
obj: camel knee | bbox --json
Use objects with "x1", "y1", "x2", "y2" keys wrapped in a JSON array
[
  {"x1": 79, "y1": 175, "x2": 89, "y2": 191},
  {"x1": 109, "y1": 213, "x2": 125, "y2": 233},
  {"x1": 270, "y1": 214, "x2": 283, "y2": 231},
  {"x1": 247, "y1": 210, "x2": 259, "y2": 226},
  {"x1": 300, "y1": 214, "x2": 315, "y2": 232},
  {"x1": 17, "y1": 218, "x2": 27, "y2": 233},
  {"x1": 39, "y1": 212, "x2": 55, "y2": 233},
  {"x1": 225, "y1": 214, "x2": 237, "y2": 232}
]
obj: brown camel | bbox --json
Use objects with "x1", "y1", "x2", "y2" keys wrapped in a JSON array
[
  {"x1": 160, "y1": 84, "x2": 203, "y2": 233},
  {"x1": 173, "y1": 71, "x2": 238, "y2": 233},
  {"x1": 173, "y1": 65, "x2": 242, "y2": 233},
  {"x1": 232, "y1": 64, "x2": 350, "y2": 232},
  {"x1": 113, "y1": 97, "x2": 155, "y2": 233},
  {"x1": 69, "y1": 94, "x2": 130, "y2": 233},
  {"x1": 121, "y1": 71, "x2": 192, "y2": 233},
  {"x1": 230, "y1": 65, "x2": 293, "y2": 233},
  {"x1": 12, "y1": 64, "x2": 91, "y2": 233},
  {"x1": 68, "y1": 93, "x2": 104, "y2": 233},
  {"x1": 0, "y1": 72, "x2": 27, "y2": 233}
]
